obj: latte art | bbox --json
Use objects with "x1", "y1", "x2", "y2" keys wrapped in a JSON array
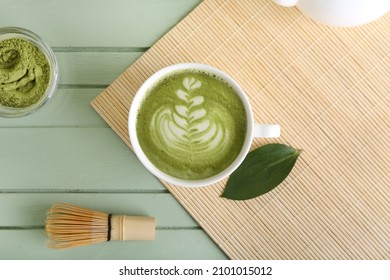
[
  {"x1": 150, "y1": 77, "x2": 231, "y2": 163},
  {"x1": 136, "y1": 70, "x2": 247, "y2": 180}
]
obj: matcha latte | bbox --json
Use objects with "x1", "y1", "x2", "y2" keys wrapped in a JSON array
[{"x1": 136, "y1": 70, "x2": 247, "y2": 180}]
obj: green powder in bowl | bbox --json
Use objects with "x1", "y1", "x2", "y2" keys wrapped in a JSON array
[{"x1": 0, "y1": 27, "x2": 58, "y2": 118}]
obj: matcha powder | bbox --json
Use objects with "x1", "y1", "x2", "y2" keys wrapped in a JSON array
[{"x1": 0, "y1": 38, "x2": 50, "y2": 108}]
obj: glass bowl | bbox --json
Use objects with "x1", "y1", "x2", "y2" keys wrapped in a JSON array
[{"x1": 0, "y1": 27, "x2": 58, "y2": 118}]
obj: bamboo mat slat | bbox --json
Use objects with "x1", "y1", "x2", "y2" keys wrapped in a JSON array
[{"x1": 91, "y1": 0, "x2": 390, "y2": 259}]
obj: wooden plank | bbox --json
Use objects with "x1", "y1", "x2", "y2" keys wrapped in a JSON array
[
  {"x1": 0, "y1": 229, "x2": 227, "y2": 260},
  {"x1": 56, "y1": 52, "x2": 143, "y2": 85},
  {"x1": 0, "y1": 0, "x2": 201, "y2": 47},
  {"x1": 0, "y1": 0, "x2": 225, "y2": 261},
  {"x1": 0, "y1": 128, "x2": 164, "y2": 191},
  {"x1": 0, "y1": 89, "x2": 106, "y2": 127},
  {"x1": 0, "y1": 193, "x2": 198, "y2": 227}
]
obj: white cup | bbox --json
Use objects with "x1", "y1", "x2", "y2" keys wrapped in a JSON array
[
  {"x1": 272, "y1": 0, "x2": 390, "y2": 27},
  {"x1": 128, "y1": 63, "x2": 280, "y2": 187}
]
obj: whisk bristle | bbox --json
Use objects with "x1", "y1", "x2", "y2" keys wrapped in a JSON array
[{"x1": 45, "y1": 203, "x2": 110, "y2": 249}]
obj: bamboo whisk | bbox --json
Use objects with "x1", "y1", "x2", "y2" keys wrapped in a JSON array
[{"x1": 45, "y1": 203, "x2": 155, "y2": 249}]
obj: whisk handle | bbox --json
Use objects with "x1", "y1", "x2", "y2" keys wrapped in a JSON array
[{"x1": 110, "y1": 215, "x2": 156, "y2": 241}]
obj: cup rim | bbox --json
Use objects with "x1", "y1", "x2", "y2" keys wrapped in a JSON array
[
  {"x1": 128, "y1": 63, "x2": 254, "y2": 188},
  {"x1": 0, "y1": 26, "x2": 59, "y2": 118}
]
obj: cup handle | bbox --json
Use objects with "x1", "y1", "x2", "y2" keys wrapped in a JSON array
[{"x1": 254, "y1": 124, "x2": 281, "y2": 138}]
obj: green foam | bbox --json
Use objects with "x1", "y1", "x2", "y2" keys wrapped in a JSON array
[{"x1": 136, "y1": 70, "x2": 247, "y2": 180}]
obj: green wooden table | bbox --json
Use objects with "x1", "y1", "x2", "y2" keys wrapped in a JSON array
[{"x1": 0, "y1": 0, "x2": 227, "y2": 260}]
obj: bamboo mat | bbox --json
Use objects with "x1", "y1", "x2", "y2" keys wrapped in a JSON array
[{"x1": 91, "y1": 0, "x2": 390, "y2": 259}]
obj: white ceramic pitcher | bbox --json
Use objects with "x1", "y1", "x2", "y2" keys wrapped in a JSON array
[{"x1": 272, "y1": 0, "x2": 390, "y2": 27}]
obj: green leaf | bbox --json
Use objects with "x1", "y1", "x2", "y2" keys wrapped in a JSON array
[{"x1": 221, "y1": 143, "x2": 301, "y2": 200}]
